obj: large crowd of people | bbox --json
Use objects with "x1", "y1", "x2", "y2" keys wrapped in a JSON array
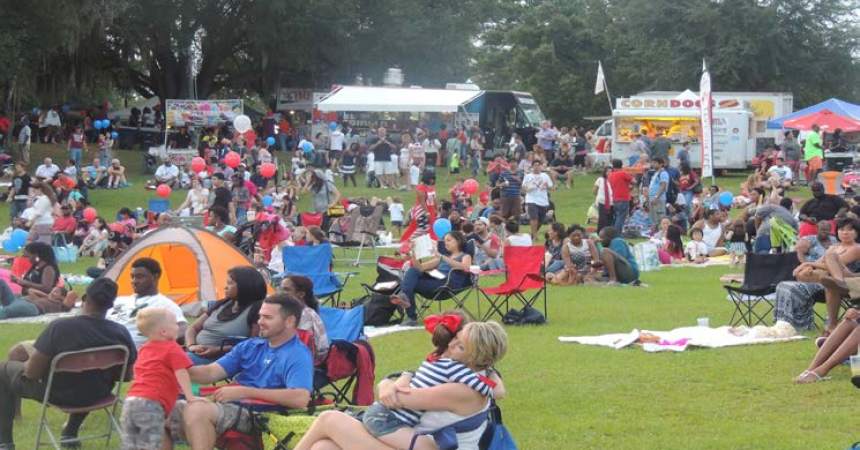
[{"x1": 0, "y1": 106, "x2": 858, "y2": 450}]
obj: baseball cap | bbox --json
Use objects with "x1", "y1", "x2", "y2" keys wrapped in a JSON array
[{"x1": 477, "y1": 217, "x2": 490, "y2": 226}]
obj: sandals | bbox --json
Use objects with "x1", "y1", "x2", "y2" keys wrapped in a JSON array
[{"x1": 794, "y1": 370, "x2": 830, "y2": 384}]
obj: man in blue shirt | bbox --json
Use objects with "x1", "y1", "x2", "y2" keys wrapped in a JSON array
[
  {"x1": 647, "y1": 157, "x2": 670, "y2": 232},
  {"x1": 598, "y1": 226, "x2": 640, "y2": 285},
  {"x1": 167, "y1": 295, "x2": 313, "y2": 449},
  {"x1": 498, "y1": 167, "x2": 522, "y2": 220}
]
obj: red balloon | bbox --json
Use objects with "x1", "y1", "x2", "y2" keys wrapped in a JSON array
[
  {"x1": 479, "y1": 191, "x2": 490, "y2": 204},
  {"x1": 243, "y1": 130, "x2": 257, "y2": 146},
  {"x1": 463, "y1": 179, "x2": 479, "y2": 195},
  {"x1": 156, "y1": 184, "x2": 172, "y2": 198},
  {"x1": 224, "y1": 151, "x2": 241, "y2": 168},
  {"x1": 191, "y1": 156, "x2": 206, "y2": 173},
  {"x1": 83, "y1": 207, "x2": 97, "y2": 223},
  {"x1": 260, "y1": 162, "x2": 276, "y2": 178}
]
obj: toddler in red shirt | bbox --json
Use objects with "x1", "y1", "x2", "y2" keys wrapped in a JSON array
[{"x1": 120, "y1": 307, "x2": 205, "y2": 450}]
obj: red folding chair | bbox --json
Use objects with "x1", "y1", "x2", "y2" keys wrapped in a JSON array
[
  {"x1": 478, "y1": 246, "x2": 547, "y2": 321},
  {"x1": 299, "y1": 212, "x2": 323, "y2": 227}
]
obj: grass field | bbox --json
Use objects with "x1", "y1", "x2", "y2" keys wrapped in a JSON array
[{"x1": 1, "y1": 144, "x2": 855, "y2": 449}]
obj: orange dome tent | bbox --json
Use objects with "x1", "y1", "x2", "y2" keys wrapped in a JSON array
[{"x1": 102, "y1": 226, "x2": 269, "y2": 307}]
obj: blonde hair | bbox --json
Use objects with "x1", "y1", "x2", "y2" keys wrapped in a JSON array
[
  {"x1": 135, "y1": 307, "x2": 175, "y2": 338},
  {"x1": 462, "y1": 321, "x2": 508, "y2": 370}
]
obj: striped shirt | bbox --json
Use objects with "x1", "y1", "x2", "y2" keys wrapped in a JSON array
[{"x1": 391, "y1": 358, "x2": 491, "y2": 426}]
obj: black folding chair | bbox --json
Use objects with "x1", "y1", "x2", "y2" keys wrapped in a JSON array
[
  {"x1": 415, "y1": 270, "x2": 478, "y2": 319},
  {"x1": 723, "y1": 252, "x2": 799, "y2": 326}
]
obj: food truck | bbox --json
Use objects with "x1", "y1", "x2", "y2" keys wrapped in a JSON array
[
  {"x1": 601, "y1": 91, "x2": 793, "y2": 169},
  {"x1": 315, "y1": 85, "x2": 546, "y2": 153}
]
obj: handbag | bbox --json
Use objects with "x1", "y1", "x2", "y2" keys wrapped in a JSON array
[
  {"x1": 52, "y1": 235, "x2": 78, "y2": 264},
  {"x1": 480, "y1": 400, "x2": 518, "y2": 450},
  {"x1": 327, "y1": 204, "x2": 346, "y2": 217}
]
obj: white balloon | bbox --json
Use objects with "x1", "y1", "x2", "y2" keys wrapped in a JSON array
[{"x1": 233, "y1": 114, "x2": 251, "y2": 133}]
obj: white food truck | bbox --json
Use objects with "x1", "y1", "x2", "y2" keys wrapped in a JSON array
[{"x1": 596, "y1": 91, "x2": 793, "y2": 169}]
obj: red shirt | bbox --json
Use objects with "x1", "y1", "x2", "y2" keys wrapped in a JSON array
[
  {"x1": 127, "y1": 340, "x2": 192, "y2": 415},
  {"x1": 607, "y1": 170, "x2": 633, "y2": 202},
  {"x1": 52, "y1": 216, "x2": 77, "y2": 234}
]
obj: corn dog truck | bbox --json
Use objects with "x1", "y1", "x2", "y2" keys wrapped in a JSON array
[{"x1": 598, "y1": 90, "x2": 793, "y2": 169}]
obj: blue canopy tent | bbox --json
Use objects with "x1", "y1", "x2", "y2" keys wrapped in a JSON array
[{"x1": 768, "y1": 98, "x2": 860, "y2": 129}]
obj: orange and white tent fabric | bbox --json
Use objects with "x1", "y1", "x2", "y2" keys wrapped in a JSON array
[{"x1": 102, "y1": 226, "x2": 262, "y2": 306}]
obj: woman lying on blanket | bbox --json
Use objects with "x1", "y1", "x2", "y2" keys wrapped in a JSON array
[{"x1": 294, "y1": 313, "x2": 507, "y2": 450}]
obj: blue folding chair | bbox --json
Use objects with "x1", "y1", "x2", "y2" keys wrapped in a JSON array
[
  {"x1": 315, "y1": 305, "x2": 374, "y2": 405},
  {"x1": 280, "y1": 242, "x2": 356, "y2": 305}
]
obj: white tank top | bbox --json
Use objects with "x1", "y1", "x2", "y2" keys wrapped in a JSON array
[{"x1": 702, "y1": 222, "x2": 723, "y2": 250}]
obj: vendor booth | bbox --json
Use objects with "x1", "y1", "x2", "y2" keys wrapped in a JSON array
[{"x1": 315, "y1": 85, "x2": 546, "y2": 153}]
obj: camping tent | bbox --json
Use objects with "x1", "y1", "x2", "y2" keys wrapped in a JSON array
[
  {"x1": 316, "y1": 86, "x2": 482, "y2": 112},
  {"x1": 767, "y1": 98, "x2": 860, "y2": 129},
  {"x1": 102, "y1": 226, "x2": 267, "y2": 306}
]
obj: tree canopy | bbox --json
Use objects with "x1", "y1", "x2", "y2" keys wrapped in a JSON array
[{"x1": 1, "y1": 0, "x2": 856, "y2": 122}]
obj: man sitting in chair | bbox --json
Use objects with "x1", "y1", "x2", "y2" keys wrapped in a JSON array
[
  {"x1": 165, "y1": 294, "x2": 313, "y2": 450},
  {"x1": 0, "y1": 278, "x2": 136, "y2": 450},
  {"x1": 148, "y1": 158, "x2": 179, "y2": 189}
]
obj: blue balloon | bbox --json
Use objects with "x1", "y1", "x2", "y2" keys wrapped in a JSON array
[
  {"x1": 329, "y1": 122, "x2": 338, "y2": 131},
  {"x1": 266, "y1": 136, "x2": 276, "y2": 146},
  {"x1": 93, "y1": 120, "x2": 101, "y2": 130},
  {"x1": 61, "y1": 104, "x2": 70, "y2": 113},
  {"x1": 10, "y1": 229, "x2": 28, "y2": 247},
  {"x1": 718, "y1": 191, "x2": 734, "y2": 207},
  {"x1": 301, "y1": 141, "x2": 313, "y2": 153},
  {"x1": 111, "y1": 131, "x2": 119, "y2": 139},
  {"x1": 2, "y1": 240, "x2": 19, "y2": 253},
  {"x1": 102, "y1": 119, "x2": 111, "y2": 129},
  {"x1": 262, "y1": 195, "x2": 273, "y2": 208},
  {"x1": 433, "y1": 218, "x2": 452, "y2": 238}
]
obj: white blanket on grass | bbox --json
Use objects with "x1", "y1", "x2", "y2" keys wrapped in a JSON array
[{"x1": 559, "y1": 326, "x2": 806, "y2": 352}]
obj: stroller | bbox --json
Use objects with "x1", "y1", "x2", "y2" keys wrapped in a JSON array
[{"x1": 328, "y1": 204, "x2": 386, "y2": 265}]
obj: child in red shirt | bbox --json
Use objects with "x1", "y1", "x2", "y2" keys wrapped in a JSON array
[{"x1": 121, "y1": 307, "x2": 204, "y2": 450}]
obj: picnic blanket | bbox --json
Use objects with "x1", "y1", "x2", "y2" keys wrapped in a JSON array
[
  {"x1": 559, "y1": 324, "x2": 805, "y2": 352},
  {"x1": 364, "y1": 325, "x2": 422, "y2": 339},
  {"x1": 664, "y1": 254, "x2": 734, "y2": 268}
]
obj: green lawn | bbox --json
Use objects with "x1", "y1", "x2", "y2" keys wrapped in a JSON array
[{"x1": 1, "y1": 144, "x2": 853, "y2": 449}]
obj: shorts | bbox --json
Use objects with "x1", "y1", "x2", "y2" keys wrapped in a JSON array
[
  {"x1": 391, "y1": 220, "x2": 403, "y2": 227},
  {"x1": 362, "y1": 402, "x2": 410, "y2": 437},
  {"x1": 329, "y1": 149, "x2": 341, "y2": 160},
  {"x1": 573, "y1": 154, "x2": 586, "y2": 166},
  {"x1": 121, "y1": 397, "x2": 166, "y2": 450},
  {"x1": 375, "y1": 161, "x2": 397, "y2": 175},
  {"x1": 806, "y1": 156, "x2": 822, "y2": 173},
  {"x1": 526, "y1": 203, "x2": 548, "y2": 223},
  {"x1": 167, "y1": 399, "x2": 253, "y2": 442},
  {"x1": 500, "y1": 196, "x2": 522, "y2": 218}
]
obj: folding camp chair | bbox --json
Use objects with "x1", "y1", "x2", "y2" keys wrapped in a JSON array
[
  {"x1": 328, "y1": 205, "x2": 385, "y2": 266},
  {"x1": 279, "y1": 242, "x2": 356, "y2": 305},
  {"x1": 35, "y1": 345, "x2": 130, "y2": 450},
  {"x1": 415, "y1": 270, "x2": 478, "y2": 319},
  {"x1": 315, "y1": 306, "x2": 376, "y2": 406},
  {"x1": 478, "y1": 246, "x2": 547, "y2": 321},
  {"x1": 723, "y1": 252, "x2": 799, "y2": 326}
]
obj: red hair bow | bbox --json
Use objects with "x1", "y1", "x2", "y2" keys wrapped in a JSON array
[{"x1": 424, "y1": 314, "x2": 462, "y2": 335}]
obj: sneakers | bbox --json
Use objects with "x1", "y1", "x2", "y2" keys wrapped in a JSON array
[
  {"x1": 401, "y1": 317, "x2": 418, "y2": 327},
  {"x1": 0, "y1": 443, "x2": 14, "y2": 450}
]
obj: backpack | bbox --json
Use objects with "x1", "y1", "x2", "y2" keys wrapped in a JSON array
[
  {"x1": 353, "y1": 293, "x2": 401, "y2": 326},
  {"x1": 502, "y1": 306, "x2": 546, "y2": 326},
  {"x1": 479, "y1": 400, "x2": 518, "y2": 450}
]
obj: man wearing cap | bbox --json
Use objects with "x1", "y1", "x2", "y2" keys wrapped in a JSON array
[
  {"x1": 0, "y1": 278, "x2": 137, "y2": 450},
  {"x1": 472, "y1": 216, "x2": 502, "y2": 270}
]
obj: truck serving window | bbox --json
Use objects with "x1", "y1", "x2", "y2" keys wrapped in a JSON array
[{"x1": 515, "y1": 95, "x2": 545, "y2": 127}]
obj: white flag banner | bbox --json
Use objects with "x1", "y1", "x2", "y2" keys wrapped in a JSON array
[
  {"x1": 594, "y1": 61, "x2": 606, "y2": 95},
  {"x1": 699, "y1": 62, "x2": 714, "y2": 178}
]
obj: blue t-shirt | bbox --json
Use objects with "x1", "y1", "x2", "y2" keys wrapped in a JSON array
[
  {"x1": 216, "y1": 335, "x2": 313, "y2": 392},
  {"x1": 499, "y1": 170, "x2": 521, "y2": 198},
  {"x1": 609, "y1": 237, "x2": 639, "y2": 280},
  {"x1": 648, "y1": 169, "x2": 669, "y2": 203}
]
